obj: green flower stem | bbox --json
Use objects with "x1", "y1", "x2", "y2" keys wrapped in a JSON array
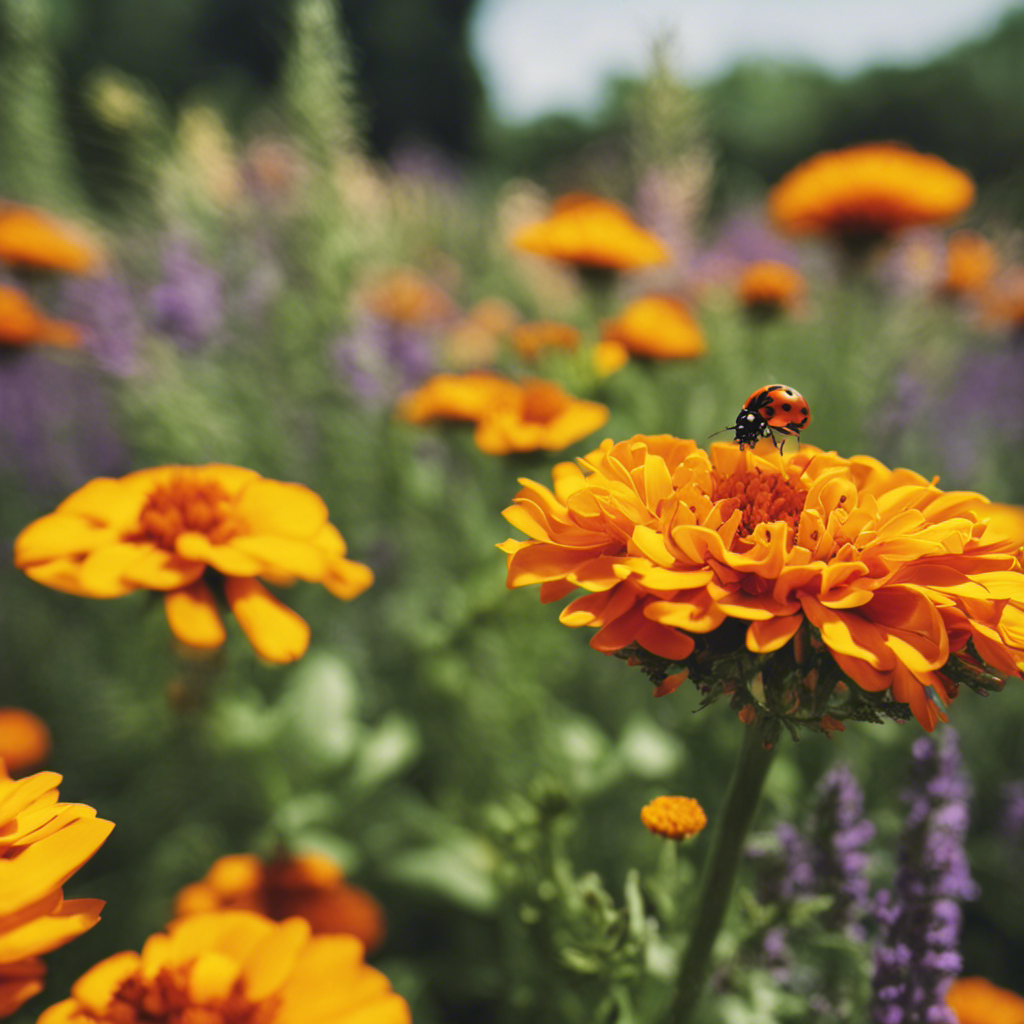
[{"x1": 669, "y1": 719, "x2": 779, "y2": 1024}]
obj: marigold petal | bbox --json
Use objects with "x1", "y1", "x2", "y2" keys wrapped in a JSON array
[
  {"x1": 223, "y1": 578, "x2": 311, "y2": 664},
  {"x1": 242, "y1": 917, "x2": 311, "y2": 1001},
  {"x1": 76, "y1": 543, "x2": 152, "y2": 598},
  {"x1": 229, "y1": 536, "x2": 329, "y2": 582},
  {"x1": 800, "y1": 596, "x2": 896, "y2": 670},
  {"x1": 746, "y1": 615, "x2": 804, "y2": 653},
  {"x1": 322, "y1": 558, "x2": 375, "y2": 601},
  {"x1": 164, "y1": 583, "x2": 227, "y2": 651},
  {"x1": 175, "y1": 532, "x2": 262, "y2": 576},
  {"x1": 69, "y1": 952, "x2": 142, "y2": 1014},
  {"x1": 634, "y1": 621, "x2": 695, "y2": 660},
  {"x1": 0, "y1": 898, "x2": 104, "y2": 960},
  {"x1": 506, "y1": 542, "x2": 608, "y2": 588},
  {"x1": 187, "y1": 951, "x2": 242, "y2": 1004},
  {"x1": 122, "y1": 546, "x2": 205, "y2": 590},
  {"x1": 13, "y1": 514, "x2": 111, "y2": 567},
  {"x1": 235, "y1": 480, "x2": 329, "y2": 538}
]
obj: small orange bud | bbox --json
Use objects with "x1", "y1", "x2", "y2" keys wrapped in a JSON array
[
  {"x1": 738, "y1": 705, "x2": 757, "y2": 726},
  {"x1": 0, "y1": 707, "x2": 52, "y2": 776},
  {"x1": 640, "y1": 796, "x2": 708, "y2": 841},
  {"x1": 820, "y1": 714, "x2": 846, "y2": 736},
  {"x1": 653, "y1": 671, "x2": 688, "y2": 697}
]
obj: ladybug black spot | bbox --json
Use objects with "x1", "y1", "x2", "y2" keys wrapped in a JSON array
[
  {"x1": 801, "y1": 407, "x2": 808, "y2": 414},
  {"x1": 781, "y1": 402, "x2": 791, "y2": 411}
]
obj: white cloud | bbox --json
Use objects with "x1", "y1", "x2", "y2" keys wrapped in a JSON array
[{"x1": 471, "y1": 0, "x2": 1017, "y2": 121}]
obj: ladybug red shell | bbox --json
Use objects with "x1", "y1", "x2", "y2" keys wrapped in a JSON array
[{"x1": 729, "y1": 384, "x2": 811, "y2": 450}]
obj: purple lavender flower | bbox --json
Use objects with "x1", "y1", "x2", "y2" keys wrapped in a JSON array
[
  {"x1": 807, "y1": 764, "x2": 875, "y2": 932},
  {"x1": 691, "y1": 209, "x2": 801, "y2": 289},
  {"x1": 333, "y1": 313, "x2": 437, "y2": 406},
  {"x1": 870, "y1": 731, "x2": 977, "y2": 1024},
  {"x1": 62, "y1": 271, "x2": 140, "y2": 378},
  {"x1": 149, "y1": 236, "x2": 224, "y2": 349},
  {"x1": 0, "y1": 351, "x2": 127, "y2": 493}
]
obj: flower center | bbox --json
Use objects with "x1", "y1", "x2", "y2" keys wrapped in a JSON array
[
  {"x1": 111, "y1": 970, "x2": 277, "y2": 1024},
  {"x1": 138, "y1": 473, "x2": 236, "y2": 550},
  {"x1": 711, "y1": 468, "x2": 807, "y2": 539}
]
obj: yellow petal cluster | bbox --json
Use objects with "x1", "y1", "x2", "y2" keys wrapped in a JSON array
[
  {"x1": 601, "y1": 296, "x2": 706, "y2": 360},
  {"x1": 175, "y1": 852, "x2": 385, "y2": 953},
  {"x1": 640, "y1": 796, "x2": 707, "y2": 841},
  {"x1": 38, "y1": 910, "x2": 410, "y2": 1024},
  {"x1": 769, "y1": 144, "x2": 974, "y2": 240},
  {"x1": 399, "y1": 373, "x2": 609, "y2": 455},
  {"x1": 500, "y1": 435, "x2": 1024, "y2": 731},
  {"x1": 14, "y1": 466, "x2": 374, "y2": 664},
  {"x1": 512, "y1": 193, "x2": 669, "y2": 271},
  {"x1": 0, "y1": 771, "x2": 113, "y2": 1018},
  {"x1": 737, "y1": 260, "x2": 805, "y2": 314}
]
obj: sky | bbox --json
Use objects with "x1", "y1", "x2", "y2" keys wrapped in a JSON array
[{"x1": 471, "y1": 0, "x2": 1020, "y2": 122}]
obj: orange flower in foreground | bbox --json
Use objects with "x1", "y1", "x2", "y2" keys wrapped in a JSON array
[
  {"x1": 500, "y1": 436, "x2": 1024, "y2": 731},
  {"x1": 511, "y1": 193, "x2": 669, "y2": 272},
  {"x1": 0, "y1": 771, "x2": 113, "y2": 1018},
  {"x1": 770, "y1": 144, "x2": 974, "y2": 241},
  {"x1": 0, "y1": 708, "x2": 51, "y2": 776},
  {"x1": 512, "y1": 320, "x2": 581, "y2": 361},
  {"x1": 359, "y1": 267, "x2": 455, "y2": 325},
  {"x1": 947, "y1": 977, "x2": 1024, "y2": 1024},
  {"x1": 0, "y1": 286, "x2": 79, "y2": 348},
  {"x1": 641, "y1": 796, "x2": 707, "y2": 841},
  {"x1": 473, "y1": 379, "x2": 609, "y2": 456},
  {"x1": 941, "y1": 232, "x2": 997, "y2": 297},
  {"x1": 14, "y1": 467, "x2": 373, "y2": 664},
  {"x1": 175, "y1": 853, "x2": 385, "y2": 953},
  {"x1": 0, "y1": 205, "x2": 99, "y2": 275},
  {"x1": 601, "y1": 296, "x2": 706, "y2": 360},
  {"x1": 737, "y1": 260, "x2": 805, "y2": 315},
  {"x1": 37, "y1": 910, "x2": 410, "y2": 1024}
]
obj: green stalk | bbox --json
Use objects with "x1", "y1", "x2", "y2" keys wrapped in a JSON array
[{"x1": 669, "y1": 719, "x2": 779, "y2": 1024}]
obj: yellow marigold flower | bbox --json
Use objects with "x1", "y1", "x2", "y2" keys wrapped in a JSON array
[
  {"x1": 397, "y1": 372, "x2": 521, "y2": 424},
  {"x1": 511, "y1": 320, "x2": 581, "y2": 362},
  {"x1": 358, "y1": 267, "x2": 455, "y2": 325},
  {"x1": 737, "y1": 260, "x2": 805, "y2": 315},
  {"x1": 473, "y1": 379, "x2": 609, "y2": 456},
  {"x1": 985, "y1": 503, "x2": 1024, "y2": 549},
  {"x1": 0, "y1": 708, "x2": 51, "y2": 777},
  {"x1": 175, "y1": 852, "x2": 385, "y2": 953},
  {"x1": 593, "y1": 338, "x2": 629, "y2": 377},
  {"x1": 14, "y1": 467, "x2": 373, "y2": 665},
  {"x1": 940, "y1": 232, "x2": 997, "y2": 297},
  {"x1": 641, "y1": 796, "x2": 707, "y2": 841},
  {"x1": 769, "y1": 144, "x2": 974, "y2": 241},
  {"x1": 947, "y1": 977, "x2": 1024, "y2": 1024},
  {"x1": 511, "y1": 192, "x2": 669, "y2": 272},
  {"x1": 601, "y1": 295, "x2": 706, "y2": 360},
  {"x1": 0, "y1": 205, "x2": 99, "y2": 275},
  {"x1": 0, "y1": 286, "x2": 79, "y2": 349},
  {"x1": 37, "y1": 910, "x2": 410, "y2": 1024},
  {"x1": 499, "y1": 436, "x2": 1024, "y2": 731},
  {"x1": 0, "y1": 771, "x2": 113, "y2": 1018}
]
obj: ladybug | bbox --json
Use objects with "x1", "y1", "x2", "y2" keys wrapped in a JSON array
[{"x1": 719, "y1": 384, "x2": 811, "y2": 451}]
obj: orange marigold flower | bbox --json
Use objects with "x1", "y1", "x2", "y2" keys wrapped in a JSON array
[
  {"x1": 769, "y1": 144, "x2": 974, "y2": 242},
  {"x1": 511, "y1": 192, "x2": 669, "y2": 272},
  {"x1": 940, "y1": 232, "x2": 997, "y2": 297},
  {"x1": 947, "y1": 976, "x2": 1024, "y2": 1024},
  {"x1": 593, "y1": 338, "x2": 629, "y2": 377},
  {"x1": 737, "y1": 260, "x2": 805, "y2": 315},
  {"x1": 0, "y1": 771, "x2": 113, "y2": 1018},
  {"x1": 397, "y1": 372, "x2": 520, "y2": 424},
  {"x1": 0, "y1": 205, "x2": 99, "y2": 275},
  {"x1": 640, "y1": 796, "x2": 707, "y2": 841},
  {"x1": 0, "y1": 708, "x2": 52, "y2": 776},
  {"x1": 174, "y1": 853, "x2": 385, "y2": 953},
  {"x1": 499, "y1": 436, "x2": 1024, "y2": 732},
  {"x1": 601, "y1": 296, "x2": 706, "y2": 360},
  {"x1": 37, "y1": 910, "x2": 410, "y2": 1024},
  {"x1": 511, "y1": 320, "x2": 581, "y2": 362},
  {"x1": 13, "y1": 466, "x2": 373, "y2": 665},
  {"x1": 473, "y1": 379, "x2": 609, "y2": 456},
  {"x1": 358, "y1": 267, "x2": 456, "y2": 325},
  {"x1": 0, "y1": 286, "x2": 79, "y2": 348}
]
